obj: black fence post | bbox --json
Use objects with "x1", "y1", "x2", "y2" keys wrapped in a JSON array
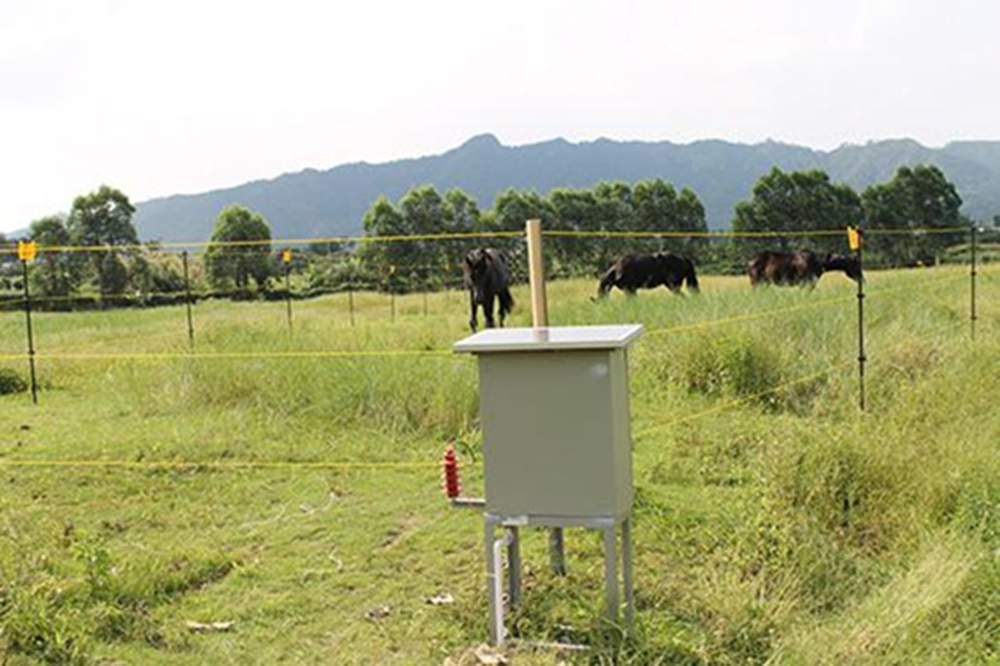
[
  {"x1": 182, "y1": 251, "x2": 195, "y2": 349},
  {"x1": 348, "y1": 285, "x2": 355, "y2": 327},
  {"x1": 971, "y1": 224, "x2": 977, "y2": 342},
  {"x1": 284, "y1": 260, "x2": 293, "y2": 333},
  {"x1": 21, "y1": 259, "x2": 38, "y2": 405},
  {"x1": 856, "y1": 236, "x2": 866, "y2": 412}
]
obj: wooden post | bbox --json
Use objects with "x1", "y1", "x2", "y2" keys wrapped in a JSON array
[
  {"x1": 526, "y1": 219, "x2": 548, "y2": 327},
  {"x1": 525, "y1": 219, "x2": 566, "y2": 576}
]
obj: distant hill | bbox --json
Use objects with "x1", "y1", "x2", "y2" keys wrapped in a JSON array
[{"x1": 134, "y1": 135, "x2": 1000, "y2": 242}]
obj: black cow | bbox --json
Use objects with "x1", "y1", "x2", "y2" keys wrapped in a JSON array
[
  {"x1": 463, "y1": 248, "x2": 514, "y2": 332},
  {"x1": 748, "y1": 251, "x2": 862, "y2": 287},
  {"x1": 596, "y1": 252, "x2": 699, "y2": 298}
]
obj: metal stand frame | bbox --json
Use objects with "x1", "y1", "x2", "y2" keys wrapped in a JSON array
[{"x1": 484, "y1": 513, "x2": 634, "y2": 646}]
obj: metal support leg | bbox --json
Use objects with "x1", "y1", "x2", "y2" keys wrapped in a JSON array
[
  {"x1": 603, "y1": 525, "x2": 619, "y2": 621},
  {"x1": 507, "y1": 526, "x2": 521, "y2": 608},
  {"x1": 622, "y1": 518, "x2": 634, "y2": 628},
  {"x1": 549, "y1": 528, "x2": 566, "y2": 576},
  {"x1": 485, "y1": 517, "x2": 501, "y2": 645}
]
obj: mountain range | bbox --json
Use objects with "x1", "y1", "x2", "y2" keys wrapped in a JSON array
[{"x1": 134, "y1": 134, "x2": 1000, "y2": 242}]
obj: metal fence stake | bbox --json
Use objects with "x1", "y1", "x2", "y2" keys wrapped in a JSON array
[{"x1": 21, "y1": 259, "x2": 38, "y2": 405}]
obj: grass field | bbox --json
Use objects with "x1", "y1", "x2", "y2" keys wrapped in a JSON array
[{"x1": 1, "y1": 265, "x2": 998, "y2": 665}]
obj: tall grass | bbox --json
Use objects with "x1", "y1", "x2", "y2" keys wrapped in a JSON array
[{"x1": 0, "y1": 266, "x2": 996, "y2": 664}]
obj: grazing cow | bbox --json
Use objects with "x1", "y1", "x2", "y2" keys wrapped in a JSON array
[
  {"x1": 463, "y1": 248, "x2": 514, "y2": 332},
  {"x1": 596, "y1": 252, "x2": 699, "y2": 298},
  {"x1": 748, "y1": 251, "x2": 862, "y2": 287}
]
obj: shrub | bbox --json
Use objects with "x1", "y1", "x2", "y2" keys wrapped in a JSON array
[
  {"x1": 0, "y1": 366, "x2": 28, "y2": 395},
  {"x1": 675, "y1": 332, "x2": 785, "y2": 405}
]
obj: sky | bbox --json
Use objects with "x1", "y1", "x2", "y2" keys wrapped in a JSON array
[{"x1": 2, "y1": 0, "x2": 998, "y2": 234}]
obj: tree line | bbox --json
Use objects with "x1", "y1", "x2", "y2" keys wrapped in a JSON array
[
  {"x1": 0, "y1": 164, "x2": 990, "y2": 306},
  {"x1": 354, "y1": 163, "x2": 975, "y2": 286},
  {"x1": 0, "y1": 192, "x2": 283, "y2": 308}
]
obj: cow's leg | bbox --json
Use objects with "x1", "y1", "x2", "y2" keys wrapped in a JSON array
[
  {"x1": 484, "y1": 293, "x2": 497, "y2": 328},
  {"x1": 468, "y1": 291, "x2": 478, "y2": 332}
]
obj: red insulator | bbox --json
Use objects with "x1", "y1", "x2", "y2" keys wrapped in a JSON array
[{"x1": 442, "y1": 444, "x2": 461, "y2": 498}]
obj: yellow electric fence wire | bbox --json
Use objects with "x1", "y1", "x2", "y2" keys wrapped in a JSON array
[
  {"x1": 0, "y1": 231, "x2": 527, "y2": 255},
  {"x1": 0, "y1": 281, "x2": 472, "y2": 307},
  {"x1": 0, "y1": 272, "x2": 961, "y2": 309},
  {"x1": 646, "y1": 294, "x2": 853, "y2": 337},
  {"x1": 865, "y1": 275, "x2": 969, "y2": 297},
  {"x1": 0, "y1": 459, "x2": 438, "y2": 471},
  {"x1": 1, "y1": 272, "x2": 968, "y2": 362},
  {"x1": 0, "y1": 349, "x2": 456, "y2": 362},
  {"x1": 0, "y1": 321, "x2": 970, "y2": 472},
  {"x1": 540, "y1": 227, "x2": 967, "y2": 239},
  {"x1": 635, "y1": 362, "x2": 851, "y2": 440},
  {"x1": 644, "y1": 271, "x2": 966, "y2": 338},
  {"x1": 0, "y1": 226, "x2": 972, "y2": 255},
  {"x1": 636, "y1": 318, "x2": 966, "y2": 441}
]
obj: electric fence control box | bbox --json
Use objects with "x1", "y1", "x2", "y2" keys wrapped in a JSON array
[{"x1": 454, "y1": 325, "x2": 643, "y2": 521}]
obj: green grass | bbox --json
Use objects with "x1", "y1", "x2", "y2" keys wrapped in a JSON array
[{"x1": 1, "y1": 265, "x2": 998, "y2": 664}]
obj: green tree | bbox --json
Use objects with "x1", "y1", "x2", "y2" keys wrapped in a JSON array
[
  {"x1": 66, "y1": 185, "x2": 139, "y2": 296},
  {"x1": 358, "y1": 186, "x2": 479, "y2": 293},
  {"x1": 732, "y1": 168, "x2": 862, "y2": 256},
  {"x1": 358, "y1": 195, "x2": 413, "y2": 293},
  {"x1": 634, "y1": 178, "x2": 680, "y2": 235},
  {"x1": 398, "y1": 185, "x2": 448, "y2": 288},
  {"x1": 632, "y1": 179, "x2": 710, "y2": 260},
  {"x1": 547, "y1": 187, "x2": 599, "y2": 276},
  {"x1": 492, "y1": 188, "x2": 553, "y2": 277},
  {"x1": 128, "y1": 248, "x2": 186, "y2": 298},
  {"x1": 862, "y1": 165, "x2": 963, "y2": 266},
  {"x1": 204, "y1": 205, "x2": 274, "y2": 293},
  {"x1": 592, "y1": 182, "x2": 636, "y2": 272},
  {"x1": 28, "y1": 216, "x2": 83, "y2": 301},
  {"x1": 675, "y1": 188, "x2": 709, "y2": 256},
  {"x1": 442, "y1": 189, "x2": 482, "y2": 286}
]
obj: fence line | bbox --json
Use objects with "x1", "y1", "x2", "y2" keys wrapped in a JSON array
[
  {"x1": 541, "y1": 227, "x2": 968, "y2": 239},
  {"x1": 0, "y1": 459, "x2": 440, "y2": 471},
  {"x1": 643, "y1": 271, "x2": 966, "y2": 339},
  {"x1": 0, "y1": 281, "x2": 472, "y2": 308},
  {"x1": 0, "y1": 295, "x2": 980, "y2": 471},
  {"x1": 635, "y1": 362, "x2": 852, "y2": 440},
  {"x1": 0, "y1": 231, "x2": 527, "y2": 255},
  {"x1": 5, "y1": 321, "x2": 967, "y2": 473},
  {"x1": 0, "y1": 270, "x2": 965, "y2": 310},
  {"x1": 0, "y1": 349, "x2": 456, "y2": 362},
  {"x1": 865, "y1": 271, "x2": 968, "y2": 297},
  {"x1": 0, "y1": 225, "x2": 975, "y2": 255},
  {"x1": 0, "y1": 269, "x2": 975, "y2": 364},
  {"x1": 645, "y1": 294, "x2": 854, "y2": 337}
]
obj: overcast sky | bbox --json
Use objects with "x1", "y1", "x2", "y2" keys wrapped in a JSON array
[{"x1": 2, "y1": 0, "x2": 998, "y2": 234}]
